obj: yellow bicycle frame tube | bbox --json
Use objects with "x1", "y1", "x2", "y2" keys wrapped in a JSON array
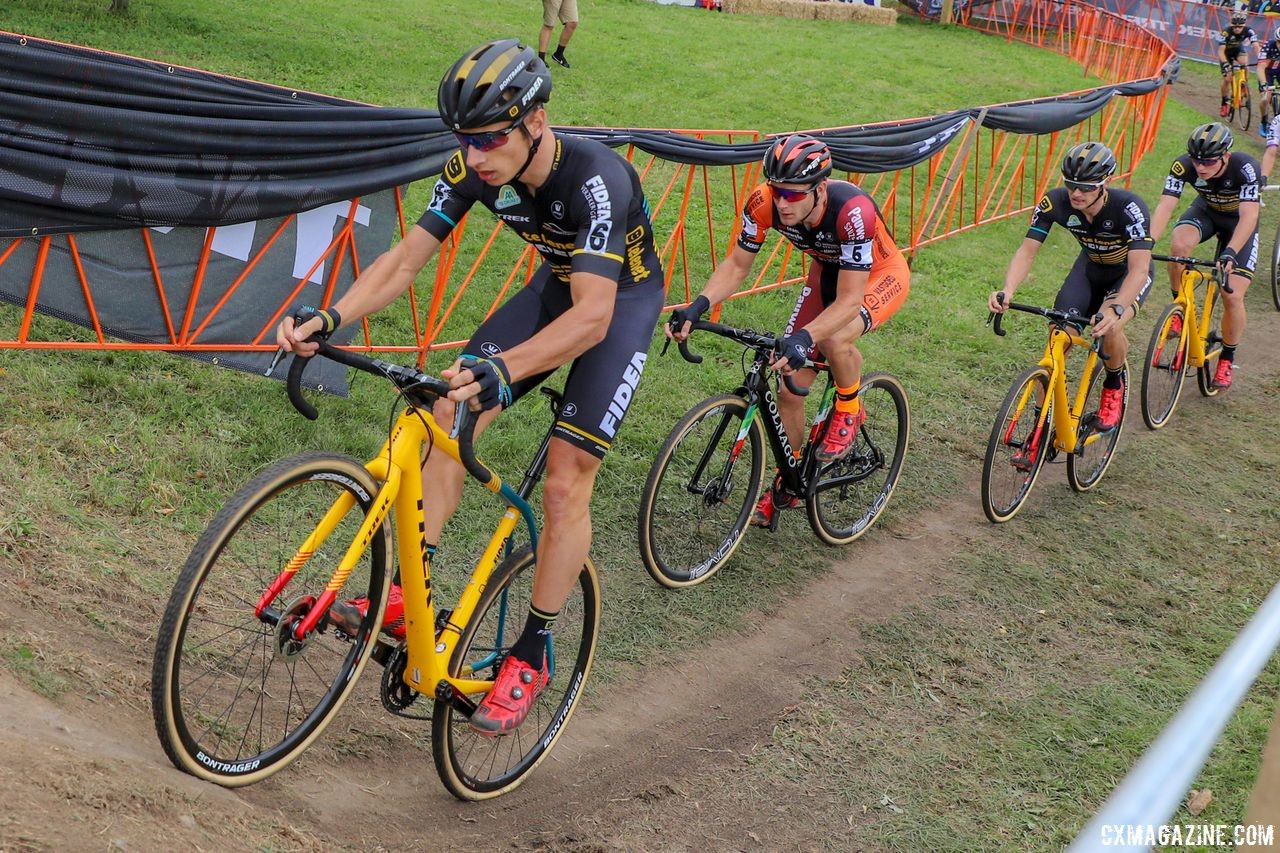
[{"x1": 1035, "y1": 325, "x2": 1100, "y2": 456}]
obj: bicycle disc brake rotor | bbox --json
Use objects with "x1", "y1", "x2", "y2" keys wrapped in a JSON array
[{"x1": 274, "y1": 594, "x2": 326, "y2": 659}]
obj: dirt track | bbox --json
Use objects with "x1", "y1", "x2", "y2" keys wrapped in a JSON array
[{"x1": 2, "y1": 77, "x2": 1276, "y2": 853}]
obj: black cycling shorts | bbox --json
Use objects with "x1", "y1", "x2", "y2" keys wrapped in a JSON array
[
  {"x1": 463, "y1": 264, "x2": 664, "y2": 458},
  {"x1": 1053, "y1": 253, "x2": 1153, "y2": 320},
  {"x1": 1175, "y1": 197, "x2": 1259, "y2": 280}
]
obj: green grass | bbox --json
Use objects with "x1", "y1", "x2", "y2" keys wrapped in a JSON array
[{"x1": 1, "y1": 1, "x2": 1277, "y2": 850}]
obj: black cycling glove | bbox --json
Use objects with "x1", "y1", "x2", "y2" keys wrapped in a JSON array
[
  {"x1": 459, "y1": 355, "x2": 513, "y2": 411},
  {"x1": 776, "y1": 328, "x2": 813, "y2": 370},
  {"x1": 668, "y1": 295, "x2": 710, "y2": 332}
]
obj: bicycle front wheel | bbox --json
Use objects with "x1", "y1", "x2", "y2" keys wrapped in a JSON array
[
  {"x1": 1197, "y1": 284, "x2": 1225, "y2": 397},
  {"x1": 151, "y1": 452, "x2": 390, "y2": 786},
  {"x1": 432, "y1": 546, "x2": 600, "y2": 800},
  {"x1": 1140, "y1": 302, "x2": 1188, "y2": 430},
  {"x1": 1271, "y1": 219, "x2": 1280, "y2": 311},
  {"x1": 806, "y1": 372, "x2": 909, "y2": 546},
  {"x1": 1238, "y1": 86, "x2": 1253, "y2": 131},
  {"x1": 981, "y1": 366, "x2": 1053, "y2": 523},
  {"x1": 1068, "y1": 361, "x2": 1128, "y2": 492},
  {"x1": 637, "y1": 393, "x2": 765, "y2": 588}
]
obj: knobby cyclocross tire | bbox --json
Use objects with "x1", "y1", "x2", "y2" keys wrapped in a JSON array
[
  {"x1": 805, "y1": 372, "x2": 909, "y2": 546},
  {"x1": 1067, "y1": 361, "x2": 1128, "y2": 492},
  {"x1": 1271, "y1": 219, "x2": 1280, "y2": 311},
  {"x1": 432, "y1": 546, "x2": 600, "y2": 800},
  {"x1": 981, "y1": 366, "x2": 1053, "y2": 523},
  {"x1": 1237, "y1": 85, "x2": 1253, "y2": 132},
  {"x1": 151, "y1": 453, "x2": 391, "y2": 786},
  {"x1": 1196, "y1": 284, "x2": 1225, "y2": 397},
  {"x1": 636, "y1": 393, "x2": 765, "y2": 588},
  {"x1": 1141, "y1": 302, "x2": 1189, "y2": 430}
]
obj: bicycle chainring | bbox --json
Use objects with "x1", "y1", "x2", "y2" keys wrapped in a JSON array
[{"x1": 379, "y1": 645, "x2": 431, "y2": 720}]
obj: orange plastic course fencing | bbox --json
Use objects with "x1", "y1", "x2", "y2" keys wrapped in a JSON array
[{"x1": 0, "y1": 0, "x2": 1175, "y2": 362}]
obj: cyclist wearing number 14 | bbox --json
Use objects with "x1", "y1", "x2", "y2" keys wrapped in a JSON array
[
  {"x1": 666, "y1": 134, "x2": 910, "y2": 528},
  {"x1": 277, "y1": 39, "x2": 664, "y2": 736},
  {"x1": 1149, "y1": 122, "x2": 1260, "y2": 390},
  {"x1": 988, "y1": 142, "x2": 1154, "y2": 433}
]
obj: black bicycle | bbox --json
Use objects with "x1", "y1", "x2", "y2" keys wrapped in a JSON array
[{"x1": 637, "y1": 318, "x2": 909, "y2": 589}]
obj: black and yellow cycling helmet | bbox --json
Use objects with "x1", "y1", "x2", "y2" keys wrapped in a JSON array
[
  {"x1": 1187, "y1": 122, "x2": 1234, "y2": 159},
  {"x1": 438, "y1": 39, "x2": 551, "y2": 131},
  {"x1": 1061, "y1": 141, "x2": 1117, "y2": 183},
  {"x1": 1230, "y1": 10, "x2": 1248, "y2": 24},
  {"x1": 763, "y1": 135, "x2": 834, "y2": 185}
]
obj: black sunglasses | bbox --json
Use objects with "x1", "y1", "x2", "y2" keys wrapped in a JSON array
[
  {"x1": 454, "y1": 121, "x2": 524, "y2": 153},
  {"x1": 1064, "y1": 179, "x2": 1105, "y2": 192}
]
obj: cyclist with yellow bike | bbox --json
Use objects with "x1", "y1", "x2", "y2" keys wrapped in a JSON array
[
  {"x1": 666, "y1": 134, "x2": 910, "y2": 529},
  {"x1": 1219, "y1": 11, "x2": 1259, "y2": 118},
  {"x1": 1149, "y1": 123, "x2": 1260, "y2": 390},
  {"x1": 278, "y1": 39, "x2": 665, "y2": 736},
  {"x1": 988, "y1": 142, "x2": 1153, "y2": 433}
]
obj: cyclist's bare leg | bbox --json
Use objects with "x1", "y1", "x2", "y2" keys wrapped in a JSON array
[
  {"x1": 529, "y1": 438, "x2": 602, "y2": 613},
  {"x1": 1222, "y1": 270, "x2": 1252, "y2": 346},
  {"x1": 819, "y1": 324, "x2": 865, "y2": 395},
  {"x1": 1167, "y1": 223, "x2": 1201, "y2": 297},
  {"x1": 1098, "y1": 328, "x2": 1129, "y2": 370},
  {"x1": 421, "y1": 395, "x2": 502, "y2": 544}
]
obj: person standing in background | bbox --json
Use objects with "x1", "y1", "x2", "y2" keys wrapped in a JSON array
[{"x1": 539, "y1": 0, "x2": 579, "y2": 68}]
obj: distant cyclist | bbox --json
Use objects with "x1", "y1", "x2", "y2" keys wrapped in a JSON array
[
  {"x1": 667, "y1": 134, "x2": 910, "y2": 529},
  {"x1": 1257, "y1": 23, "x2": 1280, "y2": 132},
  {"x1": 277, "y1": 39, "x2": 665, "y2": 736},
  {"x1": 988, "y1": 142, "x2": 1153, "y2": 434},
  {"x1": 1149, "y1": 123, "x2": 1259, "y2": 390},
  {"x1": 1219, "y1": 10, "x2": 1259, "y2": 118}
]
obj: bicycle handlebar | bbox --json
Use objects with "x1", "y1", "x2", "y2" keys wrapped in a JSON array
[
  {"x1": 665, "y1": 317, "x2": 820, "y2": 397},
  {"x1": 1150, "y1": 254, "x2": 1234, "y2": 294},
  {"x1": 284, "y1": 339, "x2": 492, "y2": 487}
]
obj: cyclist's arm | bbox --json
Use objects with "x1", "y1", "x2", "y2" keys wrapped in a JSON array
[
  {"x1": 802, "y1": 268, "x2": 867, "y2": 342},
  {"x1": 1149, "y1": 194, "x2": 1181, "y2": 244},
  {"x1": 700, "y1": 244, "x2": 757, "y2": 308},
  {"x1": 1225, "y1": 200, "x2": 1260, "y2": 256},
  {"x1": 993, "y1": 237, "x2": 1041, "y2": 309},
  {"x1": 1093, "y1": 247, "x2": 1152, "y2": 336},
  {"x1": 1264, "y1": 143, "x2": 1277, "y2": 180},
  {"x1": 279, "y1": 225, "x2": 441, "y2": 354}
]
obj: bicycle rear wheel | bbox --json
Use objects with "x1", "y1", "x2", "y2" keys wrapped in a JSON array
[
  {"x1": 151, "y1": 452, "x2": 390, "y2": 786},
  {"x1": 1067, "y1": 361, "x2": 1128, "y2": 492},
  {"x1": 981, "y1": 366, "x2": 1053, "y2": 523},
  {"x1": 1140, "y1": 302, "x2": 1188, "y2": 430},
  {"x1": 1197, "y1": 284, "x2": 1225, "y2": 397},
  {"x1": 432, "y1": 546, "x2": 600, "y2": 800},
  {"x1": 805, "y1": 372, "x2": 909, "y2": 545},
  {"x1": 637, "y1": 393, "x2": 765, "y2": 588}
]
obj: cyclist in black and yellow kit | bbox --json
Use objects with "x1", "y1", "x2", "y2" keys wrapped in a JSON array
[
  {"x1": 1150, "y1": 123, "x2": 1260, "y2": 389},
  {"x1": 1219, "y1": 10, "x2": 1259, "y2": 117},
  {"x1": 989, "y1": 142, "x2": 1153, "y2": 433},
  {"x1": 277, "y1": 39, "x2": 665, "y2": 736}
]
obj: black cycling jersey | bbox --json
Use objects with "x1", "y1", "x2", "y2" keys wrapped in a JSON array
[
  {"x1": 418, "y1": 133, "x2": 663, "y2": 290},
  {"x1": 1026, "y1": 187, "x2": 1154, "y2": 267},
  {"x1": 1219, "y1": 25, "x2": 1258, "y2": 54},
  {"x1": 1162, "y1": 152, "x2": 1262, "y2": 215}
]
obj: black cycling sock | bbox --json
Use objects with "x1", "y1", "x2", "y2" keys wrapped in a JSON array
[
  {"x1": 510, "y1": 605, "x2": 558, "y2": 667},
  {"x1": 1221, "y1": 345, "x2": 1237, "y2": 363},
  {"x1": 1103, "y1": 366, "x2": 1124, "y2": 390}
]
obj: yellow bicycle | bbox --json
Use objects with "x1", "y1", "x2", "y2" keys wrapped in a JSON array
[
  {"x1": 1229, "y1": 63, "x2": 1254, "y2": 131},
  {"x1": 980, "y1": 298, "x2": 1129, "y2": 523},
  {"x1": 1141, "y1": 253, "x2": 1229, "y2": 429},
  {"x1": 150, "y1": 339, "x2": 600, "y2": 800}
]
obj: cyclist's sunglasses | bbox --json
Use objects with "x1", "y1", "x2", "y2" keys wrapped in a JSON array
[
  {"x1": 1191, "y1": 156, "x2": 1223, "y2": 167},
  {"x1": 454, "y1": 121, "x2": 524, "y2": 152},
  {"x1": 1064, "y1": 179, "x2": 1105, "y2": 192},
  {"x1": 769, "y1": 184, "x2": 815, "y2": 202}
]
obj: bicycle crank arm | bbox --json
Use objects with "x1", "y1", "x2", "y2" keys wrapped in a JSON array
[{"x1": 436, "y1": 681, "x2": 479, "y2": 717}]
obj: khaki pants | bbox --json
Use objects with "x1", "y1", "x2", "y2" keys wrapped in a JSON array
[{"x1": 543, "y1": 0, "x2": 579, "y2": 27}]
